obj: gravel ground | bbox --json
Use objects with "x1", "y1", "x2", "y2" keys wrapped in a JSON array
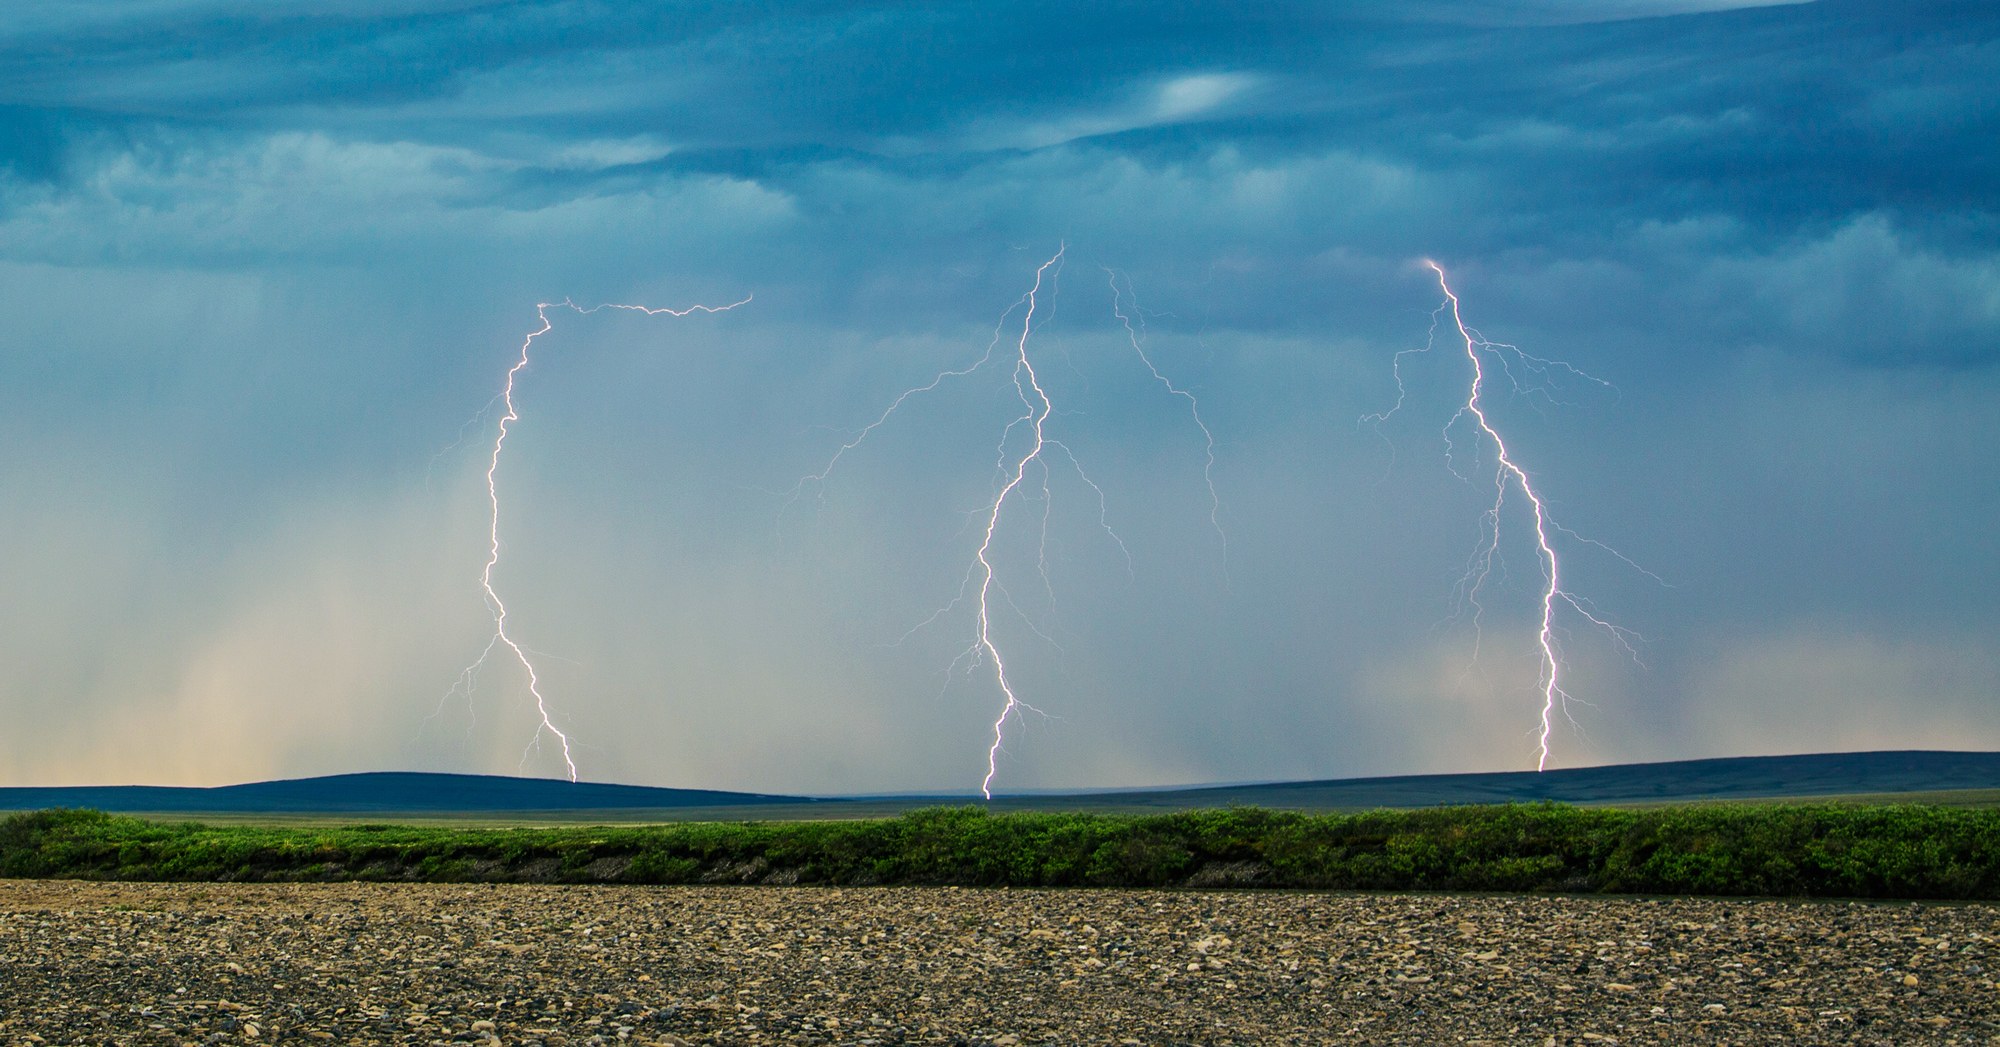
[{"x1": 0, "y1": 881, "x2": 1995, "y2": 1045}]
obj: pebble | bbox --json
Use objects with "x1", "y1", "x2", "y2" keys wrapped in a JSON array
[{"x1": 0, "y1": 880, "x2": 1994, "y2": 1043}]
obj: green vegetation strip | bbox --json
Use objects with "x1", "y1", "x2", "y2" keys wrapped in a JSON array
[{"x1": 3, "y1": 803, "x2": 1996, "y2": 898}]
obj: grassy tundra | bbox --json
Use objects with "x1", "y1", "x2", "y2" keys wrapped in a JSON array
[{"x1": 3, "y1": 802, "x2": 1995, "y2": 898}]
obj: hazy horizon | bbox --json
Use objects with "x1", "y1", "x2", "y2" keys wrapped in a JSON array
[{"x1": 8, "y1": 746, "x2": 1996, "y2": 796}]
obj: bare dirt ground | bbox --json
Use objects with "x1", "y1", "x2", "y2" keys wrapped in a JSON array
[{"x1": 0, "y1": 880, "x2": 1994, "y2": 1045}]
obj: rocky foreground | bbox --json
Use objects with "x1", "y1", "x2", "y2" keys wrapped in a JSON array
[{"x1": 0, "y1": 881, "x2": 1994, "y2": 1045}]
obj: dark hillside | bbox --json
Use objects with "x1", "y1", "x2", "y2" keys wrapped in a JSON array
[
  {"x1": 2, "y1": 751, "x2": 1993, "y2": 819},
  {"x1": 1108, "y1": 749, "x2": 2000, "y2": 811},
  {"x1": 0, "y1": 772, "x2": 819, "y2": 815}
]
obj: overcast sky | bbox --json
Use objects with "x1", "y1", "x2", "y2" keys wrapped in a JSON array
[{"x1": 1, "y1": 0, "x2": 1993, "y2": 793}]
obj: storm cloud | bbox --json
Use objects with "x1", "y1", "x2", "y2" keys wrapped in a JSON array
[{"x1": 0, "y1": 0, "x2": 1993, "y2": 792}]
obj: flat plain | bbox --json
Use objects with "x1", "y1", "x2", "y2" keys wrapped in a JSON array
[{"x1": 1, "y1": 879, "x2": 1995, "y2": 1045}]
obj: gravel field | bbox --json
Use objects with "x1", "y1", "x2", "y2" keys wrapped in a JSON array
[{"x1": 0, "y1": 880, "x2": 1995, "y2": 1045}]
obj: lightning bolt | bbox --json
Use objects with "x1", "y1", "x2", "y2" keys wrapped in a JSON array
[
  {"x1": 970, "y1": 249, "x2": 1066, "y2": 800},
  {"x1": 1372, "y1": 261, "x2": 1645, "y2": 771},
  {"x1": 448, "y1": 294, "x2": 749, "y2": 782},
  {"x1": 1106, "y1": 269, "x2": 1227, "y2": 569},
  {"x1": 795, "y1": 247, "x2": 1219, "y2": 797}
]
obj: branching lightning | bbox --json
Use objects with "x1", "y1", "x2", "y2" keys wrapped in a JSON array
[
  {"x1": 794, "y1": 247, "x2": 1219, "y2": 797},
  {"x1": 968, "y1": 251, "x2": 1063, "y2": 799},
  {"x1": 1371, "y1": 261, "x2": 1645, "y2": 771},
  {"x1": 1106, "y1": 269, "x2": 1227, "y2": 569},
  {"x1": 446, "y1": 294, "x2": 749, "y2": 782}
]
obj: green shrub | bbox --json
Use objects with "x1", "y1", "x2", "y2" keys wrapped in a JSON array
[{"x1": 1, "y1": 802, "x2": 1994, "y2": 898}]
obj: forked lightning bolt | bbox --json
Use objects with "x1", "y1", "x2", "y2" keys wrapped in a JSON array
[
  {"x1": 1374, "y1": 261, "x2": 1643, "y2": 771},
  {"x1": 1106, "y1": 269, "x2": 1227, "y2": 568},
  {"x1": 448, "y1": 294, "x2": 749, "y2": 782},
  {"x1": 796, "y1": 247, "x2": 1218, "y2": 797},
  {"x1": 971, "y1": 251, "x2": 1063, "y2": 799}
]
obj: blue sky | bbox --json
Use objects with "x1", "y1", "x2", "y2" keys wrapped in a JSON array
[{"x1": 1, "y1": 0, "x2": 1994, "y2": 792}]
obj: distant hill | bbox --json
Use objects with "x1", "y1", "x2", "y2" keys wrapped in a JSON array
[
  {"x1": 0, "y1": 771, "x2": 821, "y2": 815},
  {"x1": 2, "y1": 751, "x2": 1993, "y2": 819},
  {"x1": 991, "y1": 750, "x2": 2000, "y2": 813}
]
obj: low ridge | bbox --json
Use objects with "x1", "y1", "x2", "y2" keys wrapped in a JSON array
[
  {"x1": 0, "y1": 771, "x2": 816, "y2": 814},
  {"x1": 2, "y1": 750, "x2": 1994, "y2": 817}
]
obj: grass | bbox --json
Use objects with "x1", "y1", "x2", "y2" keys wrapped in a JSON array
[{"x1": 3, "y1": 802, "x2": 1997, "y2": 899}]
